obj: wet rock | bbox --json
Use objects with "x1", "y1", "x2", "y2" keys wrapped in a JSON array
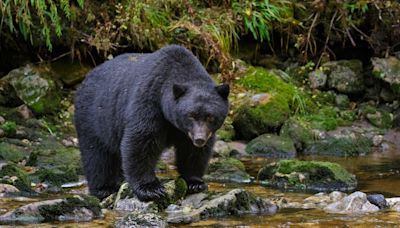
[
  {"x1": 367, "y1": 194, "x2": 389, "y2": 209},
  {"x1": 323, "y1": 60, "x2": 364, "y2": 94},
  {"x1": 166, "y1": 189, "x2": 277, "y2": 224},
  {"x1": 324, "y1": 191, "x2": 379, "y2": 214},
  {"x1": 226, "y1": 141, "x2": 247, "y2": 158},
  {"x1": 111, "y1": 179, "x2": 187, "y2": 211},
  {"x1": 386, "y1": 197, "x2": 400, "y2": 212},
  {"x1": 304, "y1": 134, "x2": 373, "y2": 156},
  {"x1": 2, "y1": 64, "x2": 61, "y2": 114},
  {"x1": 246, "y1": 134, "x2": 296, "y2": 158},
  {"x1": 308, "y1": 69, "x2": 327, "y2": 89},
  {"x1": 204, "y1": 158, "x2": 251, "y2": 183},
  {"x1": 61, "y1": 180, "x2": 87, "y2": 189},
  {"x1": 0, "y1": 183, "x2": 20, "y2": 197},
  {"x1": 115, "y1": 211, "x2": 167, "y2": 228},
  {"x1": 0, "y1": 162, "x2": 31, "y2": 192},
  {"x1": 280, "y1": 191, "x2": 347, "y2": 209},
  {"x1": 372, "y1": 57, "x2": 400, "y2": 95},
  {"x1": 258, "y1": 160, "x2": 357, "y2": 192},
  {"x1": 0, "y1": 195, "x2": 101, "y2": 224}
]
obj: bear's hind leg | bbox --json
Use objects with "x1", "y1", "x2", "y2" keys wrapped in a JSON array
[
  {"x1": 79, "y1": 136, "x2": 123, "y2": 199},
  {"x1": 174, "y1": 135, "x2": 214, "y2": 194}
]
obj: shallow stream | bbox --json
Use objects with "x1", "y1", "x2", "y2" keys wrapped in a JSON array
[{"x1": 1, "y1": 134, "x2": 400, "y2": 227}]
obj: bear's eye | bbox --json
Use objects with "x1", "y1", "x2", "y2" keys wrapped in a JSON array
[{"x1": 206, "y1": 115, "x2": 214, "y2": 123}]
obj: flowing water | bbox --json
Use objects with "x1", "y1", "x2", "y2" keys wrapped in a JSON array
[{"x1": 1, "y1": 134, "x2": 400, "y2": 227}]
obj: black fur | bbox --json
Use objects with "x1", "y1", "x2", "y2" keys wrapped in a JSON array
[{"x1": 74, "y1": 45, "x2": 229, "y2": 201}]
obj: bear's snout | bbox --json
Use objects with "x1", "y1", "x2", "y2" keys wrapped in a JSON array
[{"x1": 189, "y1": 121, "x2": 211, "y2": 147}]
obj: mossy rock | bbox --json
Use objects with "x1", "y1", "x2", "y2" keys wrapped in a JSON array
[
  {"x1": 258, "y1": 159, "x2": 357, "y2": 192},
  {"x1": 323, "y1": 60, "x2": 364, "y2": 94},
  {"x1": 280, "y1": 118, "x2": 314, "y2": 151},
  {"x1": 304, "y1": 136, "x2": 373, "y2": 157},
  {"x1": 0, "y1": 162, "x2": 32, "y2": 192},
  {"x1": 245, "y1": 134, "x2": 296, "y2": 158},
  {"x1": 366, "y1": 110, "x2": 393, "y2": 129},
  {"x1": 233, "y1": 67, "x2": 297, "y2": 139},
  {"x1": 38, "y1": 195, "x2": 101, "y2": 222},
  {"x1": 2, "y1": 64, "x2": 61, "y2": 114},
  {"x1": 0, "y1": 142, "x2": 30, "y2": 163},
  {"x1": 205, "y1": 157, "x2": 251, "y2": 183},
  {"x1": 32, "y1": 166, "x2": 78, "y2": 186},
  {"x1": 372, "y1": 57, "x2": 400, "y2": 95}
]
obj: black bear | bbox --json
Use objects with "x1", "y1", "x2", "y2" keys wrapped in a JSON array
[{"x1": 74, "y1": 45, "x2": 229, "y2": 201}]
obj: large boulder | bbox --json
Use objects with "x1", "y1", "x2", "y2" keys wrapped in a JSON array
[
  {"x1": 324, "y1": 191, "x2": 380, "y2": 214},
  {"x1": 232, "y1": 67, "x2": 297, "y2": 140},
  {"x1": 372, "y1": 56, "x2": 400, "y2": 95},
  {"x1": 258, "y1": 159, "x2": 357, "y2": 192},
  {"x1": 245, "y1": 134, "x2": 296, "y2": 158},
  {"x1": 322, "y1": 60, "x2": 364, "y2": 94},
  {"x1": 1, "y1": 65, "x2": 61, "y2": 114}
]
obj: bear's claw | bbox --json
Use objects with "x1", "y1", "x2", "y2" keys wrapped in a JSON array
[
  {"x1": 134, "y1": 180, "x2": 166, "y2": 201},
  {"x1": 186, "y1": 177, "x2": 207, "y2": 194}
]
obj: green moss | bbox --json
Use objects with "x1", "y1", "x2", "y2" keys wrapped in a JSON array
[
  {"x1": 1, "y1": 121, "x2": 17, "y2": 136},
  {"x1": 276, "y1": 160, "x2": 354, "y2": 183},
  {"x1": 216, "y1": 117, "x2": 235, "y2": 141},
  {"x1": 0, "y1": 163, "x2": 32, "y2": 192},
  {"x1": 299, "y1": 106, "x2": 339, "y2": 131},
  {"x1": 156, "y1": 178, "x2": 187, "y2": 209},
  {"x1": 238, "y1": 67, "x2": 296, "y2": 100},
  {"x1": 33, "y1": 166, "x2": 78, "y2": 186},
  {"x1": 0, "y1": 142, "x2": 30, "y2": 163},
  {"x1": 38, "y1": 195, "x2": 101, "y2": 221},
  {"x1": 280, "y1": 117, "x2": 314, "y2": 150}
]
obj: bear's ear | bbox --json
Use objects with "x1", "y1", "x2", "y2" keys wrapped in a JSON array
[
  {"x1": 216, "y1": 83, "x2": 229, "y2": 100},
  {"x1": 173, "y1": 84, "x2": 187, "y2": 99}
]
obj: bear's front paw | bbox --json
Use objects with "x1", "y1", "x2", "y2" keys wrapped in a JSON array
[
  {"x1": 134, "y1": 180, "x2": 166, "y2": 201},
  {"x1": 186, "y1": 177, "x2": 207, "y2": 194}
]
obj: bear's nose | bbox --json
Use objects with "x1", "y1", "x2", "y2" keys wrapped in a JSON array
[{"x1": 194, "y1": 138, "x2": 206, "y2": 147}]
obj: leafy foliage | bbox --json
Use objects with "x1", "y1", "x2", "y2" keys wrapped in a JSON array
[{"x1": 0, "y1": 0, "x2": 84, "y2": 51}]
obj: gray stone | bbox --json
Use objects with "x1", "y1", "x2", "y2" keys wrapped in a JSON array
[
  {"x1": 323, "y1": 60, "x2": 364, "y2": 94},
  {"x1": 212, "y1": 140, "x2": 232, "y2": 157},
  {"x1": 309, "y1": 69, "x2": 327, "y2": 89},
  {"x1": 367, "y1": 194, "x2": 389, "y2": 209},
  {"x1": 204, "y1": 158, "x2": 251, "y2": 183},
  {"x1": 115, "y1": 212, "x2": 167, "y2": 228},
  {"x1": 0, "y1": 183, "x2": 20, "y2": 197},
  {"x1": 324, "y1": 191, "x2": 380, "y2": 214},
  {"x1": 372, "y1": 57, "x2": 400, "y2": 95}
]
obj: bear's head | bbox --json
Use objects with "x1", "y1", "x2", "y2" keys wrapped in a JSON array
[{"x1": 167, "y1": 83, "x2": 229, "y2": 147}]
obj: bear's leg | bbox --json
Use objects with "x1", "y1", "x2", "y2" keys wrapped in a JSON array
[
  {"x1": 79, "y1": 135, "x2": 123, "y2": 199},
  {"x1": 174, "y1": 134, "x2": 215, "y2": 194},
  {"x1": 120, "y1": 133, "x2": 166, "y2": 201}
]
